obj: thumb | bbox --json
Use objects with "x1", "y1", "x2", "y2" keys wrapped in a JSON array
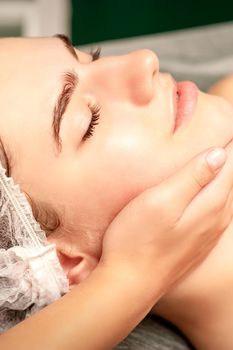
[{"x1": 154, "y1": 147, "x2": 227, "y2": 216}]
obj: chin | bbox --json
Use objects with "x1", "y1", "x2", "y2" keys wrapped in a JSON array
[
  {"x1": 205, "y1": 91, "x2": 233, "y2": 117},
  {"x1": 198, "y1": 92, "x2": 233, "y2": 147}
]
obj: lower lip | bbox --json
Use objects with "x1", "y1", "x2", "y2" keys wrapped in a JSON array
[{"x1": 173, "y1": 81, "x2": 198, "y2": 132}]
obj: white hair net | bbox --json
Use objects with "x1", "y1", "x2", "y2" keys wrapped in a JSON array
[{"x1": 0, "y1": 163, "x2": 69, "y2": 332}]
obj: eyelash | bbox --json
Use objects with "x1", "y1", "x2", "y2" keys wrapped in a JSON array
[
  {"x1": 83, "y1": 103, "x2": 101, "y2": 141},
  {"x1": 82, "y1": 48, "x2": 101, "y2": 141},
  {"x1": 89, "y1": 47, "x2": 101, "y2": 61}
]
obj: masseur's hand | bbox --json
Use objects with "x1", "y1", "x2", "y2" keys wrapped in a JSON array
[{"x1": 100, "y1": 145, "x2": 233, "y2": 300}]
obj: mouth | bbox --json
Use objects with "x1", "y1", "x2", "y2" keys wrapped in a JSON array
[{"x1": 173, "y1": 80, "x2": 198, "y2": 132}]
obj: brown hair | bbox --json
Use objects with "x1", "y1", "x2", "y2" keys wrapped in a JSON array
[{"x1": 26, "y1": 194, "x2": 61, "y2": 237}]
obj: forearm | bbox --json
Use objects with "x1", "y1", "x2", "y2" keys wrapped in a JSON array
[{"x1": 0, "y1": 265, "x2": 162, "y2": 350}]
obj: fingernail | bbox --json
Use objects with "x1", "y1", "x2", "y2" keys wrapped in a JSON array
[{"x1": 206, "y1": 148, "x2": 226, "y2": 171}]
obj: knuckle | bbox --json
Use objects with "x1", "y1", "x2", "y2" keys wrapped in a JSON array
[
  {"x1": 216, "y1": 202, "x2": 226, "y2": 214},
  {"x1": 212, "y1": 194, "x2": 226, "y2": 212},
  {"x1": 145, "y1": 189, "x2": 172, "y2": 218},
  {"x1": 146, "y1": 189, "x2": 180, "y2": 227},
  {"x1": 142, "y1": 190, "x2": 163, "y2": 219},
  {"x1": 156, "y1": 188, "x2": 171, "y2": 208},
  {"x1": 208, "y1": 198, "x2": 224, "y2": 216},
  {"x1": 220, "y1": 220, "x2": 229, "y2": 232},
  {"x1": 192, "y1": 162, "x2": 212, "y2": 189},
  {"x1": 145, "y1": 187, "x2": 169, "y2": 209},
  {"x1": 219, "y1": 212, "x2": 232, "y2": 231},
  {"x1": 208, "y1": 201, "x2": 225, "y2": 219}
]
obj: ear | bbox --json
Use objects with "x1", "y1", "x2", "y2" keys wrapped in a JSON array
[{"x1": 50, "y1": 239, "x2": 99, "y2": 288}]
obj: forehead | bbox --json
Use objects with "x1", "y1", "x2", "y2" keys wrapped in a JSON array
[
  {"x1": 0, "y1": 37, "x2": 73, "y2": 80},
  {"x1": 0, "y1": 36, "x2": 68, "y2": 56},
  {"x1": 0, "y1": 37, "x2": 73, "y2": 153},
  {"x1": 0, "y1": 36, "x2": 90, "y2": 71},
  {"x1": 0, "y1": 36, "x2": 90, "y2": 103},
  {"x1": 0, "y1": 37, "x2": 74, "y2": 116}
]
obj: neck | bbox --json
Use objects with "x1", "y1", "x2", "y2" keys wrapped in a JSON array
[{"x1": 151, "y1": 220, "x2": 233, "y2": 350}]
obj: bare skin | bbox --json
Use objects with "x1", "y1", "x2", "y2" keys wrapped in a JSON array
[
  {"x1": 1, "y1": 135, "x2": 229, "y2": 350},
  {"x1": 151, "y1": 74, "x2": 233, "y2": 350},
  {"x1": 1, "y1": 37, "x2": 233, "y2": 349}
]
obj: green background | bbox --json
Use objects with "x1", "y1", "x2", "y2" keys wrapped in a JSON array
[{"x1": 72, "y1": 0, "x2": 233, "y2": 45}]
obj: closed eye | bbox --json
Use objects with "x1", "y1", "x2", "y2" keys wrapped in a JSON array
[{"x1": 83, "y1": 104, "x2": 100, "y2": 141}]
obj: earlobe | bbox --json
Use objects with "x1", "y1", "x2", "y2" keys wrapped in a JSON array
[
  {"x1": 67, "y1": 254, "x2": 98, "y2": 286},
  {"x1": 56, "y1": 249, "x2": 98, "y2": 287}
]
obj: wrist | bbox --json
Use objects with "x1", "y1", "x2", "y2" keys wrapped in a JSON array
[
  {"x1": 95, "y1": 258, "x2": 165, "y2": 307},
  {"x1": 63, "y1": 260, "x2": 162, "y2": 349}
]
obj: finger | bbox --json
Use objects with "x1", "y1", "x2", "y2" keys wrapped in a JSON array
[
  {"x1": 207, "y1": 139, "x2": 233, "y2": 196},
  {"x1": 178, "y1": 139, "x2": 233, "y2": 232},
  {"x1": 149, "y1": 147, "x2": 227, "y2": 220},
  {"x1": 178, "y1": 140, "x2": 233, "y2": 226},
  {"x1": 179, "y1": 171, "x2": 233, "y2": 235},
  {"x1": 179, "y1": 191, "x2": 233, "y2": 238}
]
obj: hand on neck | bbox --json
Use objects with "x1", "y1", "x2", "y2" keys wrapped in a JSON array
[{"x1": 151, "y1": 219, "x2": 233, "y2": 349}]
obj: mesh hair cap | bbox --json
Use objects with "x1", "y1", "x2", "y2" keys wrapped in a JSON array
[{"x1": 0, "y1": 163, "x2": 69, "y2": 333}]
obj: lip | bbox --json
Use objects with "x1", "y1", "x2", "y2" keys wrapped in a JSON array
[{"x1": 173, "y1": 80, "x2": 198, "y2": 132}]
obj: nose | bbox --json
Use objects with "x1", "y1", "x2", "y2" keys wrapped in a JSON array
[{"x1": 88, "y1": 49, "x2": 160, "y2": 105}]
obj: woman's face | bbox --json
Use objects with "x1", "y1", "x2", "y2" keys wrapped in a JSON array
[{"x1": 1, "y1": 36, "x2": 233, "y2": 261}]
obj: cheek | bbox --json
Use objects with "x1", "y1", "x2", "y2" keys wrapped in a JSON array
[
  {"x1": 92, "y1": 125, "x2": 171, "y2": 206},
  {"x1": 74, "y1": 116, "x2": 188, "y2": 238},
  {"x1": 75, "y1": 125, "x2": 159, "y2": 229}
]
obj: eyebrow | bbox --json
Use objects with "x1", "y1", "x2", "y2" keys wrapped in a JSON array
[
  {"x1": 54, "y1": 34, "x2": 79, "y2": 61},
  {"x1": 52, "y1": 34, "x2": 79, "y2": 151}
]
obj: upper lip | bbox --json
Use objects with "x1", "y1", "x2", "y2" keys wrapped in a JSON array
[{"x1": 171, "y1": 77, "x2": 178, "y2": 124}]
